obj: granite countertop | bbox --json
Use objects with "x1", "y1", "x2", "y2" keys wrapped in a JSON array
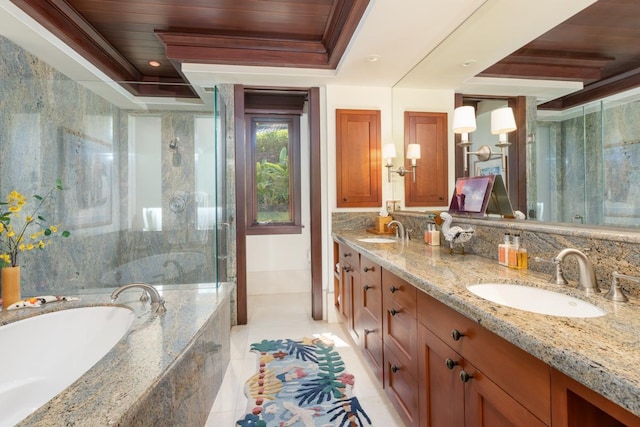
[
  {"x1": 333, "y1": 231, "x2": 640, "y2": 418},
  {"x1": 0, "y1": 282, "x2": 232, "y2": 426}
]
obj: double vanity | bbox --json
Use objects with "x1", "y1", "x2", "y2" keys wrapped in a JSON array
[{"x1": 333, "y1": 230, "x2": 640, "y2": 426}]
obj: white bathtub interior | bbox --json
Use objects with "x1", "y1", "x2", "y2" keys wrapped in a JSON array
[{"x1": 0, "y1": 306, "x2": 134, "y2": 427}]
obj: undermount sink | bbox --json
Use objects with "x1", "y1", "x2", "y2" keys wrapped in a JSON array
[
  {"x1": 357, "y1": 237, "x2": 396, "y2": 244},
  {"x1": 467, "y1": 283, "x2": 606, "y2": 318}
]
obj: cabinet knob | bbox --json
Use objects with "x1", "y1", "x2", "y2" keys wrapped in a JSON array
[
  {"x1": 389, "y1": 285, "x2": 399, "y2": 293},
  {"x1": 459, "y1": 371, "x2": 473, "y2": 383},
  {"x1": 390, "y1": 308, "x2": 399, "y2": 316},
  {"x1": 343, "y1": 252, "x2": 351, "y2": 257},
  {"x1": 451, "y1": 329, "x2": 465, "y2": 341},
  {"x1": 391, "y1": 365, "x2": 400, "y2": 373},
  {"x1": 343, "y1": 197, "x2": 348, "y2": 202},
  {"x1": 363, "y1": 266, "x2": 374, "y2": 272},
  {"x1": 364, "y1": 328, "x2": 374, "y2": 335},
  {"x1": 363, "y1": 284, "x2": 371, "y2": 291},
  {"x1": 342, "y1": 266, "x2": 352, "y2": 272},
  {"x1": 445, "y1": 358, "x2": 459, "y2": 370}
]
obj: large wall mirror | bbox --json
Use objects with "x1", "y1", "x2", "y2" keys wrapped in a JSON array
[
  {"x1": 455, "y1": 88, "x2": 640, "y2": 229},
  {"x1": 454, "y1": 94, "x2": 527, "y2": 215}
]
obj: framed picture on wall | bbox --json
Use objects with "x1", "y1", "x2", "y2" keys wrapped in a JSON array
[{"x1": 60, "y1": 128, "x2": 113, "y2": 228}]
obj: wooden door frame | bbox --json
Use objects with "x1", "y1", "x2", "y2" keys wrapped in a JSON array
[{"x1": 235, "y1": 85, "x2": 323, "y2": 325}]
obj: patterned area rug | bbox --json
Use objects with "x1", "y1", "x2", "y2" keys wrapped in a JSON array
[{"x1": 235, "y1": 336, "x2": 371, "y2": 427}]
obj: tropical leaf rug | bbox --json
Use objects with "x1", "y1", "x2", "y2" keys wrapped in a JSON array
[{"x1": 235, "y1": 336, "x2": 372, "y2": 427}]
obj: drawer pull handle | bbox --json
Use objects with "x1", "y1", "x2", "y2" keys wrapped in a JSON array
[
  {"x1": 342, "y1": 266, "x2": 352, "y2": 272},
  {"x1": 391, "y1": 365, "x2": 400, "y2": 373},
  {"x1": 364, "y1": 328, "x2": 375, "y2": 335},
  {"x1": 390, "y1": 308, "x2": 399, "y2": 316},
  {"x1": 460, "y1": 371, "x2": 473, "y2": 383},
  {"x1": 363, "y1": 284, "x2": 371, "y2": 291},
  {"x1": 445, "y1": 358, "x2": 459, "y2": 370},
  {"x1": 363, "y1": 266, "x2": 374, "y2": 272},
  {"x1": 451, "y1": 329, "x2": 465, "y2": 341},
  {"x1": 389, "y1": 285, "x2": 399, "y2": 293},
  {"x1": 343, "y1": 252, "x2": 351, "y2": 257}
]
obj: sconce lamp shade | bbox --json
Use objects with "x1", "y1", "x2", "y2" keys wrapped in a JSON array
[
  {"x1": 452, "y1": 106, "x2": 477, "y2": 134},
  {"x1": 382, "y1": 144, "x2": 397, "y2": 160},
  {"x1": 406, "y1": 143, "x2": 421, "y2": 160},
  {"x1": 491, "y1": 107, "x2": 517, "y2": 135}
]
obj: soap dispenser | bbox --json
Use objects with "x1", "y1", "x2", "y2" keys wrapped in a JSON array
[
  {"x1": 498, "y1": 233, "x2": 511, "y2": 266},
  {"x1": 508, "y1": 234, "x2": 528, "y2": 269}
]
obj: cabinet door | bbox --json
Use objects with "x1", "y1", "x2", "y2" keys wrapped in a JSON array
[
  {"x1": 464, "y1": 360, "x2": 547, "y2": 427},
  {"x1": 404, "y1": 111, "x2": 448, "y2": 207},
  {"x1": 418, "y1": 324, "x2": 465, "y2": 427},
  {"x1": 385, "y1": 343, "x2": 420, "y2": 427},
  {"x1": 336, "y1": 109, "x2": 381, "y2": 207}
]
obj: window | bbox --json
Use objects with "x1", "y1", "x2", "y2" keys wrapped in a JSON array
[{"x1": 246, "y1": 114, "x2": 302, "y2": 234}]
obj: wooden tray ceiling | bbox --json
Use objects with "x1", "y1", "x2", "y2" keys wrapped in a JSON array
[
  {"x1": 479, "y1": 0, "x2": 640, "y2": 110},
  {"x1": 11, "y1": 0, "x2": 368, "y2": 98},
  {"x1": 10, "y1": 0, "x2": 640, "y2": 109}
]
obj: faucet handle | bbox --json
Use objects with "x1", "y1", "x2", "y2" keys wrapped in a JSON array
[
  {"x1": 534, "y1": 257, "x2": 569, "y2": 285},
  {"x1": 605, "y1": 271, "x2": 638, "y2": 302}
]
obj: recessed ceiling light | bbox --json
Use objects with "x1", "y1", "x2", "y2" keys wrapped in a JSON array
[
  {"x1": 148, "y1": 60, "x2": 161, "y2": 67},
  {"x1": 462, "y1": 60, "x2": 477, "y2": 67},
  {"x1": 366, "y1": 54, "x2": 380, "y2": 62}
]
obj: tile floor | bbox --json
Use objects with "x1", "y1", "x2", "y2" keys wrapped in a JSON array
[{"x1": 205, "y1": 292, "x2": 404, "y2": 426}]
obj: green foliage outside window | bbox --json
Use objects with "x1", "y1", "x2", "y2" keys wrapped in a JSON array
[{"x1": 255, "y1": 127, "x2": 290, "y2": 222}]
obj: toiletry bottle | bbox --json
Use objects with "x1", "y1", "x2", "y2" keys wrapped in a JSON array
[
  {"x1": 430, "y1": 225, "x2": 440, "y2": 246},
  {"x1": 498, "y1": 233, "x2": 511, "y2": 266},
  {"x1": 424, "y1": 226, "x2": 432, "y2": 244},
  {"x1": 516, "y1": 235, "x2": 528, "y2": 269},
  {"x1": 508, "y1": 234, "x2": 519, "y2": 268},
  {"x1": 508, "y1": 234, "x2": 528, "y2": 269}
]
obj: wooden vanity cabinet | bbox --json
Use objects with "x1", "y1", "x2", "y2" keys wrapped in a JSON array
[
  {"x1": 357, "y1": 255, "x2": 384, "y2": 384},
  {"x1": 551, "y1": 368, "x2": 640, "y2": 427},
  {"x1": 417, "y1": 290, "x2": 550, "y2": 427},
  {"x1": 383, "y1": 269, "x2": 420, "y2": 426},
  {"x1": 338, "y1": 243, "x2": 360, "y2": 338},
  {"x1": 333, "y1": 241, "x2": 640, "y2": 427}
]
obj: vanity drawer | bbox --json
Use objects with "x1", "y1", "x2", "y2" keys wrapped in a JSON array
[
  {"x1": 382, "y1": 269, "x2": 416, "y2": 317},
  {"x1": 417, "y1": 290, "x2": 551, "y2": 425},
  {"x1": 383, "y1": 269, "x2": 418, "y2": 379},
  {"x1": 338, "y1": 243, "x2": 360, "y2": 270}
]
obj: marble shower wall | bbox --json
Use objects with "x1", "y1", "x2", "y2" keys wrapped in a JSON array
[
  {"x1": 535, "y1": 99, "x2": 640, "y2": 227},
  {"x1": 0, "y1": 36, "x2": 219, "y2": 296}
]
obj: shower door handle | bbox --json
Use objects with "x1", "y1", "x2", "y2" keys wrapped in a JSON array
[{"x1": 217, "y1": 222, "x2": 230, "y2": 260}]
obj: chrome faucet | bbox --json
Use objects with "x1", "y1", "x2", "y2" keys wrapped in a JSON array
[
  {"x1": 111, "y1": 282, "x2": 167, "y2": 314},
  {"x1": 553, "y1": 248, "x2": 600, "y2": 293},
  {"x1": 387, "y1": 220, "x2": 405, "y2": 240}
]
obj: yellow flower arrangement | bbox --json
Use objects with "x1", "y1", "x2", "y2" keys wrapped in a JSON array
[{"x1": 0, "y1": 180, "x2": 70, "y2": 267}]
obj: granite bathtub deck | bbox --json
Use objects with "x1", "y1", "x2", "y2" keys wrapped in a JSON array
[
  {"x1": 0, "y1": 282, "x2": 232, "y2": 426},
  {"x1": 333, "y1": 231, "x2": 640, "y2": 418}
]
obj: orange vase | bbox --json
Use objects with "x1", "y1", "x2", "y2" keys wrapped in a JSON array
[{"x1": 1, "y1": 266, "x2": 21, "y2": 309}]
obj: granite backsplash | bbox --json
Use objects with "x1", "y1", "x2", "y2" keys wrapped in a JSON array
[{"x1": 332, "y1": 211, "x2": 640, "y2": 298}]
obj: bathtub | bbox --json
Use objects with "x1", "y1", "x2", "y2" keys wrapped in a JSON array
[{"x1": 0, "y1": 306, "x2": 134, "y2": 427}]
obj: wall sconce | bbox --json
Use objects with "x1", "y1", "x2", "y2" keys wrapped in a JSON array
[
  {"x1": 452, "y1": 106, "x2": 477, "y2": 176},
  {"x1": 383, "y1": 143, "x2": 421, "y2": 183},
  {"x1": 453, "y1": 106, "x2": 516, "y2": 178}
]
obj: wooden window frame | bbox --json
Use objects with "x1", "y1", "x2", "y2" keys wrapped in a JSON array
[{"x1": 246, "y1": 114, "x2": 302, "y2": 235}]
